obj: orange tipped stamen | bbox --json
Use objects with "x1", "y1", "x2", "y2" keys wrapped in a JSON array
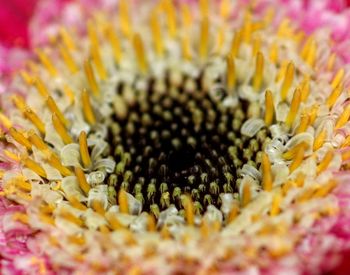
[
  {"x1": 181, "y1": 4, "x2": 192, "y2": 28},
  {"x1": 308, "y1": 104, "x2": 319, "y2": 125},
  {"x1": 79, "y1": 131, "x2": 91, "y2": 168},
  {"x1": 52, "y1": 113, "x2": 72, "y2": 144},
  {"x1": 264, "y1": 89, "x2": 275, "y2": 126},
  {"x1": 313, "y1": 129, "x2": 327, "y2": 151},
  {"x1": 20, "y1": 70, "x2": 33, "y2": 85},
  {"x1": 46, "y1": 96, "x2": 69, "y2": 127},
  {"x1": 81, "y1": 90, "x2": 96, "y2": 125},
  {"x1": 22, "y1": 157, "x2": 47, "y2": 178},
  {"x1": 335, "y1": 104, "x2": 350, "y2": 129},
  {"x1": 314, "y1": 180, "x2": 337, "y2": 198},
  {"x1": 13, "y1": 212, "x2": 30, "y2": 225},
  {"x1": 4, "y1": 150, "x2": 20, "y2": 162},
  {"x1": 74, "y1": 167, "x2": 90, "y2": 195},
  {"x1": 147, "y1": 214, "x2": 156, "y2": 231},
  {"x1": 63, "y1": 85, "x2": 75, "y2": 106},
  {"x1": 253, "y1": 52, "x2": 264, "y2": 91},
  {"x1": 133, "y1": 33, "x2": 148, "y2": 73},
  {"x1": 283, "y1": 142, "x2": 308, "y2": 160},
  {"x1": 227, "y1": 203, "x2": 239, "y2": 223},
  {"x1": 90, "y1": 43, "x2": 107, "y2": 81},
  {"x1": 33, "y1": 77, "x2": 50, "y2": 98},
  {"x1": 27, "y1": 130, "x2": 50, "y2": 153},
  {"x1": 269, "y1": 42, "x2": 279, "y2": 64},
  {"x1": 9, "y1": 128, "x2": 31, "y2": 150},
  {"x1": 84, "y1": 60, "x2": 99, "y2": 97},
  {"x1": 226, "y1": 54, "x2": 236, "y2": 91},
  {"x1": 181, "y1": 32, "x2": 192, "y2": 60},
  {"x1": 327, "y1": 52, "x2": 336, "y2": 71},
  {"x1": 305, "y1": 40, "x2": 316, "y2": 67},
  {"x1": 12, "y1": 95, "x2": 26, "y2": 113},
  {"x1": 118, "y1": 189, "x2": 129, "y2": 214},
  {"x1": 300, "y1": 75, "x2": 310, "y2": 102},
  {"x1": 285, "y1": 87, "x2": 301, "y2": 128},
  {"x1": 317, "y1": 151, "x2": 334, "y2": 174},
  {"x1": 262, "y1": 152, "x2": 273, "y2": 191}
]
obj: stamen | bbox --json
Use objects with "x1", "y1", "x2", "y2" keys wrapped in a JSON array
[
  {"x1": 327, "y1": 52, "x2": 336, "y2": 71},
  {"x1": 199, "y1": 17, "x2": 209, "y2": 60},
  {"x1": 305, "y1": 40, "x2": 316, "y2": 67},
  {"x1": 326, "y1": 84, "x2": 342, "y2": 109},
  {"x1": 253, "y1": 51, "x2": 264, "y2": 91},
  {"x1": 308, "y1": 104, "x2": 319, "y2": 125},
  {"x1": 106, "y1": 213, "x2": 124, "y2": 230},
  {"x1": 313, "y1": 129, "x2": 326, "y2": 151},
  {"x1": 4, "y1": 150, "x2": 20, "y2": 162},
  {"x1": 242, "y1": 12, "x2": 252, "y2": 43},
  {"x1": 91, "y1": 200, "x2": 105, "y2": 215},
  {"x1": 300, "y1": 36, "x2": 314, "y2": 60},
  {"x1": 63, "y1": 85, "x2": 75, "y2": 105},
  {"x1": 220, "y1": 0, "x2": 231, "y2": 19},
  {"x1": 269, "y1": 42, "x2": 278, "y2": 63},
  {"x1": 105, "y1": 24, "x2": 122, "y2": 64},
  {"x1": 296, "y1": 113, "x2": 310, "y2": 134},
  {"x1": 59, "y1": 44, "x2": 79, "y2": 73},
  {"x1": 229, "y1": 31, "x2": 241, "y2": 57},
  {"x1": 296, "y1": 187, "x2": 315, "y2": 203},
  {"x1": 9, "y1": 128, "x2": 32, "y2": 150},
  {"x1": 313, "y1": 180, "x2": 337, "y2": 198},
  {"x1": 33, "y1": 77, "x2": 50, "y2": 98},
  {"x1": 227, "y1": 203, "x2": 239, "y2": 223},
  {"x1": 12, "y1": 212, "x2": 29, "y2": 225},
  {"x1": 252, "y1": 35, "x2": 261, "y2": 56},
  {"x1": 300, "y1": 75, "x2": 310, "y2": 102},
  {"x1": 226, "y1": 54, "x2": 236, "y2": 91},
  {"x1": 283, "y1": 142, "x2": 308, "y2": 160},
  {"x1": 270, "y1": 193, "x2": 281, "y2": 216},
  {"x1": 119, "y1": 0, "x2": 132, "y2": 37},
  {"x1": 150, "y1": 10, "x2": 164, "y2": 57},
  {"x1": 46, "y1": 96, "x2": 69, "y2": 127},
  {"x1": 215, "y1": 26, "x2": 225, "y2": 54},
  {"x1": 13, "y1": 178, "x2": 32, "y2": 191},
  {"x1": 118, "y1": 189, "x2": 129, "y2": 214},
  {"x1": 163, "y1": 0, "x2": 177, "y2": 38},
  {"x1": 295, "y1": 173, "x2": 306, "y2": 188},
  {"x1": 68, "y1": 196, "x2": 87, "y2": 211},
  {"x1": 341, "y1": 150, "x2": 350, "y2": 161},
  {"x1": 68, "y1": 235, "x2": 86, "y2": 246},
  {"x1": 181, "y1": 4, "x2": 192, "y2": 28},
  {"x1": 285, "y1": 87, "x2": 301, "y2": 128},
  {"x1": 20, "y1": 70, "x2": 33, "y2": 85},
  {"x1": 280, "y1": 61, "x2": 294, "y2": 101},
  {"x1": 182, "y1": 196, "x2": 194, "y2": 225},
  {"x1": 331, "y1": 68, "x2": 345, "y2": 90},
  {"x1": 52, "y1": 113, "x2": 73, "y2": 144},
  {"x1": 79, "y1": 131, "x2": 91, "y2": 168},
  {"x1": 147, "y1": 214, "x2": 156, "y2": 232},
  {"x1": 81, "y1": 90, "x2": 96, "y2": 125},
  {"x1": 262, "y1": 152, "x2": 273, "y2": 191},
  {"x1": 39, "y1": 213, "x2": 55, "y2": 225},
  {"x1": 60, "y1": 210, "x2": 84, "y2": 227},
  {"x1": 59, "y1": 27, "x2": 76, "y2": 51},
  {"x1": 242, "y1": 184, "x2": 251, "y2": 207},
  {"x1": 289, "y1": 145, "x2": 305, "y2": 173},
  {"x1": 35, "y1": 49, "x2": 58, "y2": 77},
  {"x1": 24, "y1": 107, "x2": 46, "y2": 135},
  {"x1": 200, "y1": 0, "x2": 209, "y2": 18},
  {"x1": 84, "y1": 60, "x2": 99, "y2": 97},
  {"x1": 27, "y1": 130, "x2": 50, "y2": 153},
  {"x1": 317, "y1": 151, "x2": 333, "y2": 174},
  {"x1": 12, "y1": 95, "x2": 26, "y2": 113},
  {"x1": 75, "y1": 167, "x2": 90, "y2": 195},
  {"x1": 181, "y1": 33, "x2": 192, "y2": 60},
  {"x1": 133, "y1": 33, "x2": 148, "y2": 73},
  {"x1": 282, "y1": 180, "x2": 296, "y2": 196},
  {"x1": 335, "y1": 104, "x2": 350, "y2": 129},
  {"x1": 342, "y1": 135, "x2": 350, "y2": 148},
  {"x1": 0, "y1": 113, "x2": 12, "y2": 129},
  {"x1": 22, "y1": 157, "x2": 47, "y2": 178},
  {"x1": 89, "y1": 25, "x2": 107, "y2": 80},
  {"x1": 47, "y1": 154, "x2": 72, "y2": 177}
]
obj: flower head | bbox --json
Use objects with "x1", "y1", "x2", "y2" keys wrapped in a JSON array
[{"x1": 1, "y1": 0, "x2": 350, "y2": 274}]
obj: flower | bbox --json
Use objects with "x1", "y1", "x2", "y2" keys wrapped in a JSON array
[{"x1": 1, "y1": 0, "x2": 350, "y2": 274}]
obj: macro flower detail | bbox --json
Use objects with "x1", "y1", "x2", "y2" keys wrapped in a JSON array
[{"x1": 1, "y1": 0, "x2": 350, "y2": 274}]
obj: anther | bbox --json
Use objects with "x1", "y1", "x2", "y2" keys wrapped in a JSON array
[
  {"x1": 262, "y1": 152, "x2": 273, "y2": 191},
  {"x1": 84, "y1": 60, "x2": 99, "y2": 97},
  {"x1": 81, "y1": 89, "x2": 96, "y2": 125},
  {"x1": 280, "y1": 61, "x2": 294, "y2": 101},
  {"x1": 52, "y1": 113, "x2": 73, "y2": 144},
  {"x1": 264, "y1": 89, "x2": 275, "y2": 126},
  {"x1": 253, "y1": 51, "x2": 264, "y2": 91},
  {"x1": 285, "y1": 87, "x2": 301, "y2": 129},
  {"x1": 133, "y1": 33, "x2": 148, "y2": 73},
  {"x1": 79, "y1": 131, "x2": 92, "y2": 168}
]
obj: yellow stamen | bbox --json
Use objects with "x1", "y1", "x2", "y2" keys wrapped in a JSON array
[
  {"x1": 59, "y1": 27, "x2": 76, "y2": 51},
  {"x1": 282, "y1": 180, "x2": 296, "y2": 196},
  {"x1": 74, "y1": 167, "x2": 90, "y2": 195},
  {"x1": 20, "y1": 70, "x2": 33, "y2": 85},
  {"x1": 289, "y1": 145, "x2": 305, "y2": 173},
  {"x1": 327, "y1": 52, "x2": 336, "y2": 71},
  {"x1": 90, "y1": 43, "x2": 107, "y2": 80},
  {"x1": 295, "y1": 173, "x2": 306, "y2": 188},
  {"x1": 183, "y1": 196, "x2": 194, "y2": 225},
  {"x1": 39, "y1": 213, "x2": 55, "y2": 225},
  {"x1": 60, "y1": 210, "x2": 84, "y2": 227},
  {"x1": 79, "y1": 131, "x2": 91, "y2": 168},
  {"x1": 200, "y1": 0, "x2": 209, "y2": 18},
  {"x1": 264, "y1": 90, "x2": 275, "y2": 126},
  {"x1": 313, "y1": 129, "x2": 327, "y2": 151},
  {"x1": 270, "y1": 193, "x2": 281, "y2": 216},
  {"x1": 305, "y1": 40, "x2": 316, "y2": 67},
  {"x1": 296, "y1": 113, "x2": 310, "y2": 134},
  {"x1": 226, "y1": 54, "x2": 236, "y2": 91},
  {"x1": 262, "y1": 152, "x2": 273, "y2": 191},
  {"x1": 9, "y1": 128, "x2": 32, "y2": 150},
  {"x1": 118, "y1": 189, "x2": 129, "y2": 214},
  {"x1": 331, "y1": 68, "x2": 345, "y2": 90},
  {"x1": 300, "y1": 75, "x2": 310, "y2": 102},
  {"x1": 300, "y1": 35, "x2": 314, "y2": 60},
  {"x1": 133, "y1": 33, "x2": 148, "y2": 73},
  {"x1": 308, "y1": 104, "x2": 319, "y2": 125},
  {"x1": 242, "y1": 184, "x2": 251, "y2": 207},
  {"x1": 13, "y1": 212, "x2": 29, "y2": 225},
  {"x1": 242, "y1": 12, "x2": 252, "y2": 43},
  {"x1": 4, "y1": 150, "x2": 20, "y2": 162},
  {"x1": 181, "y1": 4, "x2": 192, "y2": 28},
  {"x1": 342, "y1": 150, "x2": 350, "y2": 161},
  {"x1": 230, "y1": 31, "x2": 241, "y2": 57},
  {"x1": 280, "y1": 61, "x2": 294, "y2": 101},
  {"x1": 269, "y1": 42, "x2": 278, "y2": 63},
  {"x1": 285, "y1": 87, "x2": 301, "y2": 128},
  {"x1": 33, "y1": 77, "x2": 50, "y2": 98},
  {"x1": 199, "y1": 17, "x2": 209, "y2": 60},
  {"x1": 68, "y1": 235, "x2": 86, "y2": 246},
  {"x1": 35, "y1": 49, "x2": 58, "y2": 77},
  {"x1": 67, "y1": 196, "x2": 87, "y2": 211},
  {"x1": 24, "y1": 107, "x2": 46, "y2": 135},
  {"x1": 99, "y1": 225, "x2": 110, "y2": 234},
  {"x1": 253, "y1": 51, "x2": 264, "y2": 91},
  {"x1": 215, "y1": 26, "x2": 225, "y2": 54},
  {"x1": 317, "y1": 151, "x2": 334, "y2": 174},
  {"x1": 119, "y1": 0, "x2": 132, "y2": 37},
  {"x1": 296, "y1": 187, "x2": 315, "y2": 203},
  {"x1": 47, "y1": 154, "x2": 72, "y2": 177},
  {"x1": 313, "y1": 180, "x2": 337, "y2": 198},
  {"x1": 81, "y1": 90, "x2": 96, "y2": 125},
  {"x1": 283, "y1": 142, "x2": 308, "y2": 160},
  {"x1": 150, "y1": 10, "x2": 164, "y2": 57},
  {"x1": 147, "y1": 214, "x2": 156, "y2": 232},
  {"x1": 84, "y1": 60, "x2": 99, "y2": 97},
  {"x1": 326, "y1": 84, "x2": 342, "y2": 109},
  {"x1": 105, "y1": 213, "x2": 123, "y2": 230},
  {"x1": 13, "y1": 177, "x2": 31, "y2": 191},
  {"x1": 160, "y1": 225, "x2": 171, "y2": 239},
  {"x1": 12, "y1": 95, "x2": 26, "y2": 113},
  {"x1": 59, "y1": 44, "x2": 79, "y2": 73},
  {"x1": 227, "y1": 203, "x2": 239, "y2": 223},
  {"x1": 335, "y1": 104, "x2": 350, "y2": 129},
  {"x1": 52, "y1": 113, "x2": 73, "y2": 144},
  {"x1": 22, "y1": 157, "x2": 47, "y2": 178},
  {"x1": 342, "y1": 135, "x2": 350, "y2": 148},
  {"x1": 220, "y1": 0, "x2": 231, "y2": 20},
  {"x1": 181, "y1": 32, "x2": 192, "y2": 61},
  {"x1": 27, "y1": 130, "x2": 50, "y2": 153},
  {"x1": 105, "y1": 24, "x2": 122, "y2": 64},
  {"x1": 63, "y1": 85, "x2": 75, "y2": 105},
  {"x1": 163, "y1": 0, "x2": 177, "y2": 38},
  {"x1": 0, "y1": 113, "x2": 12, "y2": 129},
  {"x1": 91, "y1": 200, "x2": 105, "y2": 215},
  {"x1": 46, "y1": 96, "x2": 69, "y2": 127}
]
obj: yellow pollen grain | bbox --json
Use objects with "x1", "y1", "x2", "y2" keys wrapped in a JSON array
[
  {"x1": 262, "y1": 152, "x2": 273, "y2": 191},
  {"x1": 79, "y1": 131, "x2": 91, "y2": 168},
  {"x1": 230, "y1": 31, "x2": 242, "y2": 57},
  {"x1": 67, "y1": 196, "x2": 87, "y2": 211},
  {"x1": 81, "y1": 90, "x2": 96, "y2": 125},
  {"x1": 289, "y1": 145, "x2": 305, "y2": 174},
  {"x1": 296, "y1": 113, "x2": 310, "y2": 134},
  {"x1": 220, "y1": 0, "x2": 231, "y2": 20},
  {"x1": 285, "y1": 87, "x2": 301, "y2": 128},
  {"x1": 22, "y1": 157, "x2": 47, "y2": 178},
  {"x1": 9, "y1": 127, "x2": 32, "y2": 150},
  {"x1": 300, "y1": 75, "x2": 310, "y2": 102},
  {"x1": 269, "y1": 42, "x2": 279, "y2": 64},
  {"x1": 46, "y1": 96, "x2": 69, "y2": 127},
  {"x1": 75, "y1": 167, "x2": 90, "y2": 195},
  {"x1": 4, "y1": 150, "x2": 20, "y2": 162},
  {"x1": 0, "y1": 113, "x2": 12, "y2": 129},
  {"x1": 84, "y1": 60, "x2": 99, "y2": 97},
  {"x1": 105, "y1": 24, "x2": 122, "y2": 64},
  {"x1": 163, "y1": 0, "x2": 177, "y2": 38},
  {"x1": 327, "y1": 84, "x2": 342, "y2": 109},
  {"x1": 253, "y1": 51, "x2": 264, "y2": 91},
  {"x1": 59, "y1": 44, "x2": 78, "y2": 73},
  {"x1": 91, "y1": 200, "x2": 105, "y2": 215},
  {"x1": 280, "y1": 61, "x2": 294, "y2": 101},
  {"x1": 118, "y1": 189, "x2": 129, "y2": 214},
  {"x1": 242, "y1": 184, "x2": 251, "y2": 207},
  {"x1": 317, "y1": 150, "x2": 334, "y2": 174},
  {"x1": 331, "y1": 68, "x2": 345, "y2": 90},
  {"x1": 313, "y1": 129, "x2": 327, "y2": 151},
  {"x1": 150, "y1": 10, "x2": 164, "y2": 57},
  {"x1": 13, "y1": 212, "x2": 29, "y2": 225},
  {"x1": 52, "y1": 113, "x2": 73, "y2": 144},
  {"x1": 183, "y1": 196, "x2": 194, "y2": 225},
  {"x1": 60, "y1": 210, "x2": 84, "y2": 227},
  {"x1": 35, "y1": 49, "x2": 58, "y2": 77},
  {"x1": 181, "y1": 32, "x2": 192, "y2": 61},
  {"x1": 327, "y1": 52, "x2": 336, "y2": 71},
  {"x1": 199, "y1": 17, "x2": 210, "y2": 60},
  {"x1": 133, "y1": 33, "x2": 148, "y2": 73},
  {"x1": 24, "y1": 108, "x2": 46, "y2": 135},
  {"x1": 226, "y1": 54, "x2": 236, "y2": 91},
  {"x1": 46, "y1": 154, "x2": 72, "y2": 177},
  {"x1": 270, "y1": 193, "x2": 281, "y2": 216},
  {"x1": 335, "y1": 104, "x2": 350, "y2": 129},
  {"x1": 59, "y1": 27, "x2": 76, "y2": 51}
]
